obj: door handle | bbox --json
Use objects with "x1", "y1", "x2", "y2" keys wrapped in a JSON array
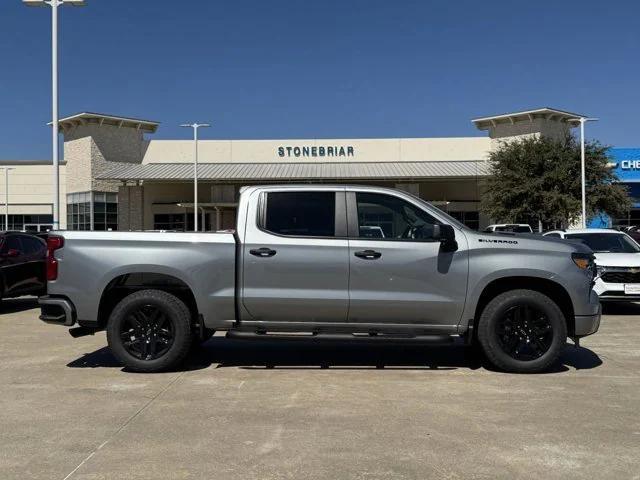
[
  {"x1": 250, "y1": 247, "x2": 277, "y2": 258},
  {"x1": 354, "y1": 249, "x2": 382, "y2": 260}
]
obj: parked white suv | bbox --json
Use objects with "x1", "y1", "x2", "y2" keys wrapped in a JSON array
[
  {"x1": 484, "y1": 224, "x2": 533, "y2": 233},
  {"x1": 543, "y1": 228, "x2": 640, "y2": 301}
]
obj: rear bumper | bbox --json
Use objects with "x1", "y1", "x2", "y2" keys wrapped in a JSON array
[
  {"x1": 574, "y1": 304, "x2": 601, "y2": 337},
  {"x1": 38, "y1": 296, "x2": 76, "y2": 327}
]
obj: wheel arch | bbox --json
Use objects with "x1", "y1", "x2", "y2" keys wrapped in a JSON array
[
  {"x1": 472, "y1": 276, "x2": 575, "y2": 336},
  {"x1": 96, "y1": 272, "x2": 199, "y2": 329}
]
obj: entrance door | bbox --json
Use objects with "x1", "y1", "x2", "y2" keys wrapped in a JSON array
[
  {"x1": 346, "y1": 190, "x2": 469, "y2": 328},
  {"x1": 241, "y1": 189, "x2": 349, "y2": 323}
]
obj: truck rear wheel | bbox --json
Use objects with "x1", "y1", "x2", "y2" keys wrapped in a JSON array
[
  {"x1": 106, "y1": 289, "x2": 193, "y2": 373},
  {"x1": 477, "y1": 289, "x2": 567, "y2": 373}
]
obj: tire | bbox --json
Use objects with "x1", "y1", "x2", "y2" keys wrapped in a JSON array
[
  {"x1": 477, "y1": 289, "x2": 567, "y2": 373},
  {"x1": 106, "y1": 289, "x2": 193, "y2": 373}
]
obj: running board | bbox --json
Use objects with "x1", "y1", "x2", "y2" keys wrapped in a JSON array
[{"x1": 226, "y1": 330, "x2": 455, "y2": 345}]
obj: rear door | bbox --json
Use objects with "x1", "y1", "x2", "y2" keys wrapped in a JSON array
[
  {"x1": 346, "y1": 190, "x2": 469, "y2": 328},
  {"x1": 18, "y1": 235, "x2": 47, "y2": 294},
  {"x1": 0, "y1": 235, "x2": 27, "y2": 295},
  {"x1": 241, "y1": 188, "x2": 350, "y2": 324}
]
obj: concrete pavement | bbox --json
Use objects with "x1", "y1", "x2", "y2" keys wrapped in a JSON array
[{"x1": 0, "y1": 298, "x2": 638, "y2": 479}]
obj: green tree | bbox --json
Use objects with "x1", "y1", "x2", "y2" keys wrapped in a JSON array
[{"x1": 481, "y1": 135, "x2": 630, "y2": 230}]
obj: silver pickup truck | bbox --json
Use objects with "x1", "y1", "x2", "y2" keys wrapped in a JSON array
[{"x1": 39, "y1": 185, "x2": 601, "y2": 373}]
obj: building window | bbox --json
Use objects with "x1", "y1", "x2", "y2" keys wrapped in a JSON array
[
  {"x1": 153, "y1": 213, "x2": 211, "y2": 232},
  {"x1": 448, "y1": 211, "x2": 480, "y2": 231},
  {"x1": 93, "y1": 193, "x2": 118, "y2": 231},
  {"x1": 154, "y1": 214, "x2": 186, "y2": 231},
  {"x1": 67, "y1": 191, "x2": 118, "y2": 231},
  {"x1": 0, "y1": 214, "x2": 54, "y2": 232}
]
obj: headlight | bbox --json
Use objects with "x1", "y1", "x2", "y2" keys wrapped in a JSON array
[
  {"x1": 596, "y1": 265, "x2": 606, "y2": 277},
  {"x1": 571, "y1": 252, "x2": 593, "y2": 270}
]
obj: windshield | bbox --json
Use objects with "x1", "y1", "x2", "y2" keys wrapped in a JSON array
[
  {"x1": 410, "y1": 196, "x2": 468, "y2": 230},
  {"x1": 565, "y1": 233, "x2": 640, "y2": 253},
  {"x1": 494, "y1": 225, "x2": 532, "y2": 233}
]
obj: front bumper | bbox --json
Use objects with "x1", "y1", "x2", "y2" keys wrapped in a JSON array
[
  {"x1": 574, "y1": 304, "x2": 601, "y2": 337},
  {"x1": 38, "y1": 296, "x2": 76, "y2": 326},
  {"x1": 594, "y1": 276, "x2": 640, "y2": 302}
]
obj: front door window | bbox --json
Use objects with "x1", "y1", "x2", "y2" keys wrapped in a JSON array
[{"x1": 355, "y1": 192, "x2": 440, "y2": 241}]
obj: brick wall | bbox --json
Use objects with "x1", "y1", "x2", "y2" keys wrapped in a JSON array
[
  {"x1": 63, "y1": 123, "x2": 149, "y2": 194},
  {"x1": 118, "y1": 185, "x2": 144, "y2": 231}
]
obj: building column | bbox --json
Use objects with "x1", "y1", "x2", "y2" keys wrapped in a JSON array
[{"x1": 118, "y1": 185, "x2": 144, "y2": 231}]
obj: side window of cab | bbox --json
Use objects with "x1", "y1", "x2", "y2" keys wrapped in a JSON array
[
  {"x1": 261, "y1": 191, "x2": 340, "y2": 238},
  {"x1": 353, "y1": 192, "x2": 440, "y2": 241}
]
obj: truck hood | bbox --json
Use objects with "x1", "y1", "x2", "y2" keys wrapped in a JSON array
[
  {"x1": 592, "y1": 252, "x2": 640, "y2": 267},
  {"x1": 465, "y1": 231, "x2": 592, "y2": 255}
]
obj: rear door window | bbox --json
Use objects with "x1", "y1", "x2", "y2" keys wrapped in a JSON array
[
  {"x1": 4, "y1": 236, "x2": 22, "y2": 253},
  {"x1": 20, "y1": 236, "x2": 45, "y2": 255},
  {"x1": 263, "y1": 191, "x2": 337, "y2": 237}
]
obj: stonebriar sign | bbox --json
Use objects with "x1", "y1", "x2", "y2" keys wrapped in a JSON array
[{"x1": 278, "y1": 145, "x2": 355, "y2": 158}]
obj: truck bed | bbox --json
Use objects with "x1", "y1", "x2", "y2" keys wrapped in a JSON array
[{"x1": 47, "y1": 231, "x2": 237, "y2": 329}]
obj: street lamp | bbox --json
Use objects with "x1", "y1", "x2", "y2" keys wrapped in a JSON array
[
  {"x1": 24, "y1": 0, "x2": 86, "y2": 230},
  {"x1": 180, "y1": 123, "x2": 211, "y2": 232},
  {"x1": 0, "y1": 168, "x2": 15, "y2": 231},
  {"x1": 567, "y1": 117, "x2": 599, "y2": 228}
]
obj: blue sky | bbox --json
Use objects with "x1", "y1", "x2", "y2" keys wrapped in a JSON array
[{"x1": 0, "y1": 0, "x2": 639, "y2": 159}]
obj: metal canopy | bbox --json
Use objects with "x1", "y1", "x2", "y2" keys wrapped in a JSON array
[
  {"x1": 472, "y1": 107, "x2": 587, "y2": 131},
  {"x1": 50, "y1": 112, "x2": 160, "y2": 133},
  {"x1": 97, "y1": 160, "x2": 489, "y2": 182}
]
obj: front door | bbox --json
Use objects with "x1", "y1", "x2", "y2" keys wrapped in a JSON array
[
  {"x1": 346, "y1": 190, "x2": 469, "y2": 328},
  {"x1": 241, "y1": 189, "x2": 349, "y2": 323}
]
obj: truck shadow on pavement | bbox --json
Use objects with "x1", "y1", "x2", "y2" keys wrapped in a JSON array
[
  {"x1": 601, "y1": 302, "x2": 640, "y2": 315},
  {"x1": 67, "y1": 338, "x2": 602, "y2": 374}
]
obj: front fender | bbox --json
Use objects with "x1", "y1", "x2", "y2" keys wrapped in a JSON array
[{"x1": 459, "y1": 246, "x2": 592, "y2": 328}]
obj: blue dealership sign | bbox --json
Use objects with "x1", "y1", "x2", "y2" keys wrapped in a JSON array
[
  {"x1": 610, "y1": 148, "x2": 640, "y2": 183},
  {"x1": 587, "y1": 148, "x2": 640, "y2": 228}
]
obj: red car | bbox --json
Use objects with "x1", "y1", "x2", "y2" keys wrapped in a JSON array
[{"x1": 0, "y1": 232, "x2": 47, "y2": 302}]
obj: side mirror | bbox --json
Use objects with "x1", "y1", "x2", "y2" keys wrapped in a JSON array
[{"x1": 433, "y1": 224, "x2": 458, "y2": 252}]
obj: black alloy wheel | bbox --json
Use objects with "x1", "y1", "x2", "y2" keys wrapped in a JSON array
[
  {"x1": 495, "y1": 304, "x2": 554, "y2": 361},
  {"x1": 477, "y1": 289, "x2": 567, "y2": 373},
  {"x1": 107, "y1": 289, "x2": 193, "y2": 373},
  {"x1": 120, "y1": 304, "x2": 175, "y2": 361}
]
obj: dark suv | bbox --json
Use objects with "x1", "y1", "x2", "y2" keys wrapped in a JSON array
[{"x1": 0, "y1": 232, "x2": 47, "y2": 301}]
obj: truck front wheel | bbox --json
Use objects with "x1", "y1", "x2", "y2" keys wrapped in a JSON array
[
  {"x1": 477, "y1": 289, "x2": 567, "y2": 373},
  {"x1": 106, "y1": 289, "x2": 193, "y2": 373}
]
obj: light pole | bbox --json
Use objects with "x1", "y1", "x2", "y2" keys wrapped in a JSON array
[
  {"x1": 568, "y1": 117, "x2": 599, "y2": 228},
  {"x1": 180, "y1": 123, "x2": 210, "y2": 232},
  {"x1": 0, "y1": 168, "x2": 15, "y2": 231},
  {"x1": 24, "y1": 0, "x2": 86, "y2": 230}
]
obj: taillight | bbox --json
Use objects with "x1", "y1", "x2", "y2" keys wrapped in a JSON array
[{"x1": 46, "y1": 235, "x2": 64, "y2": 281}]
